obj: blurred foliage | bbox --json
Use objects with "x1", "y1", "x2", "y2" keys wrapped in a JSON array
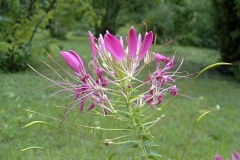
[
  {"x1": 117, "y1": 0, "x2": 155, "y2": 25},
  {"x1": 91, "y1": 0, "x2": 122, "y2": 36},
  {"x1": 0, "y1": 0, "x2": 56, "y2": 72},
  {"x1": 143, "y1": 0, "x2": 217, "y2": 48},
  {"x1": 48, "y1": 0, "x2": 92, "y2": 39},
  {"x1": 90, "y1": 0, "x2": 154, "y2": 36},
  {"x1": 211, "y1": 0, "x2": 240, "y2": 80}
]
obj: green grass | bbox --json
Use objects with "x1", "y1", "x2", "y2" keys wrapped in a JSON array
[{"x1": 1, "y1": 33, "x2": 240, "y2": 160}]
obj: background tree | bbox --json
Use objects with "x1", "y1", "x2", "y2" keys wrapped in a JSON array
[
  {"x1": 144, "y1": 0, "x2": 193, "y2": 44},
  {"x1": 211, "y1": 0, "x2": 240, "y2": 80},
  {"x1": 0, "y1": 0, "x2": 56, "y2": 72},
  {"x1": 143, "y1": 0, "x2": 216, "y2": 48},
  {"x1": 48, "y1": 0, "x2": 92, "y2": 39},
  {"x1": 91, "y1": 0, "x2": 122, "y2": 36}
]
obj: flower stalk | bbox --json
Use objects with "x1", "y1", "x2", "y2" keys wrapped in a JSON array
[{"x1": 126, "y1": 95, "x2": 148, "y2": 160}]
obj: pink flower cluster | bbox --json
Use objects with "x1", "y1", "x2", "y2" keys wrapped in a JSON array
[
  {"x1": 60, "y1": 50, "x2": 109, "y2": 114},
  {"x1": 59, "y1": 27, "x2": 179, "y2": 113}
]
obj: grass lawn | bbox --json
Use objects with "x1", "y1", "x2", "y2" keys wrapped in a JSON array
[{"x1": 1, "y1": 32, "x2": 240, "y2": 160}]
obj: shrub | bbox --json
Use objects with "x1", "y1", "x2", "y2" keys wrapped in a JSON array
[
  {"x1": 211, "y1": 0, "x2": 240, "y2": 80},
  {"x1": 0, "y1": 0, "x2": 55, "y2": 72}
]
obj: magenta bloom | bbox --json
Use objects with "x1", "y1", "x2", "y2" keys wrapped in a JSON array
[
  {"x1": 60, "y1": 50, "x2": 86, "y2": 77},
  {"x1": 104, "y1": 33, "x2": 125, "y2": 61}
]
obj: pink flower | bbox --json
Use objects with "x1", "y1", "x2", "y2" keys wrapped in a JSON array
[
  {"x1": 60, "y1": 50, "x2": 86, "y2": 77},
  {"x1": 155, "y1": 53, "x2": 171, "y2": 69},
  {"x1": 171, "y1": 85, "x2": 177, "y2": 96},
  {"x1": 74, "y1": 83, "x2": 90, "y2": 100},
  {"x1": 96, "y1": 67, "x2": 107, "y2": 87},
  {"x1": 164, "y1": 55, "x2": 175, "y2": 70},
  {"x1": 155, "y1": 54, "x2": 171, "y2": 63},
  {"x1": 104, "y1": 33, "x2": 125, "y2": 61}
]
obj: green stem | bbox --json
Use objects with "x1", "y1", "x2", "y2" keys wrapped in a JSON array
[{"x1": 126, "y1": 101, "x2": 148, "y2": 160}]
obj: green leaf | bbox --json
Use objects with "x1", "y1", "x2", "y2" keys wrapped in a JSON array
[
  {"x1": 131, "y1": 143, "x2": 138, "y2": 148},
  {"x1": 129, "y1": 95, "x2": 138, "y2": 103},
  {"x1": 119, "y1": 141, "x2": 134, "y2": 149},
  {"x1": 109, "y1": 153, "x2": 117, "y2": 160},
  {"x1": 148, "y1": 155, "x2": 160, "y2": 160},
  {"x1": 147, "y1": 151, "x2": 162, "y2": 157},
  {"x1": 143, "y1": 140, "x2": 157, "y2": 147},
  {"x1": 142, "y1": 135, "x2": 154, "y2": 142},
  {"x1": 135, "y1": 151, "x2": 141, "y2": 159},
  {"x1": 21, "y1": 121, "x2": 49, "y2": 129},
  {"x1": 137, "y1": 130, "x2": 149, "y2": 136}
]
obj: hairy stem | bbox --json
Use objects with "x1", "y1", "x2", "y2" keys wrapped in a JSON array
[{"x1": 126, "y1": 100, "x2": 148, "y2": 160}]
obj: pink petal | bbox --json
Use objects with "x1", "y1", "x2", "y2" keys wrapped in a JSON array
[
  {"x1": 164, "y1": 55, "x2": 175, "y2": 70},
  {"x1": 127, "y1": 27, "x2": 137, "y2": 60},
  {"x1": 215, "y1": 155, "x2": 223, "y2": 160},
  {"x1": 96, "y1": 68, "x2": 104, "y2": 81},
  {"x1": 88, "y1": 31, "x2": 96, "y2": 59},
  {"x1": 155, "y1": 53, "x2": 171, "y2": 63},
  {"x1": 80, "y1": 98, "x2": 85, "y2": 112},
  {"x1": 87, "y1": 103, "x2": 95, "y2": 111},
  {"x1": 232, "y1": 151, "x2": 240, "y2": 160},
  {"x1": 155, "y1": 53, "x2": 171, "y2": 69},
  {"x1": 104, "y1": 33, "x2": 125, "y2": 61},
  {"x1": 104, "y1": 107, "x2": 108, "y2": 117},
  {"x1": 60, "y1": 50, "x2": 85, "y2": 76},
  {"x1": 137, "y1": 34, "x2": 142, "y2": 50},
  {"x1": 68, "y1": 50, "x2": 86, "y2": 75},
  {"x1": 138, "y1": 31, "x2": 153, "y2": 62},
  {"x1": 119, "y1": 36, "x2": 124, "y2": 48},
  {"x1": 98, "y1": 34, "x2": 105, "y2": 49},
  {"x1": 156, "y1": 93, "x2": 163, "y2": 105}
]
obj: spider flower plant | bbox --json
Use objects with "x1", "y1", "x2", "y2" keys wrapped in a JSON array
[{"x1": 23, "y1": 27, "x2": 231, "y2": 160}]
